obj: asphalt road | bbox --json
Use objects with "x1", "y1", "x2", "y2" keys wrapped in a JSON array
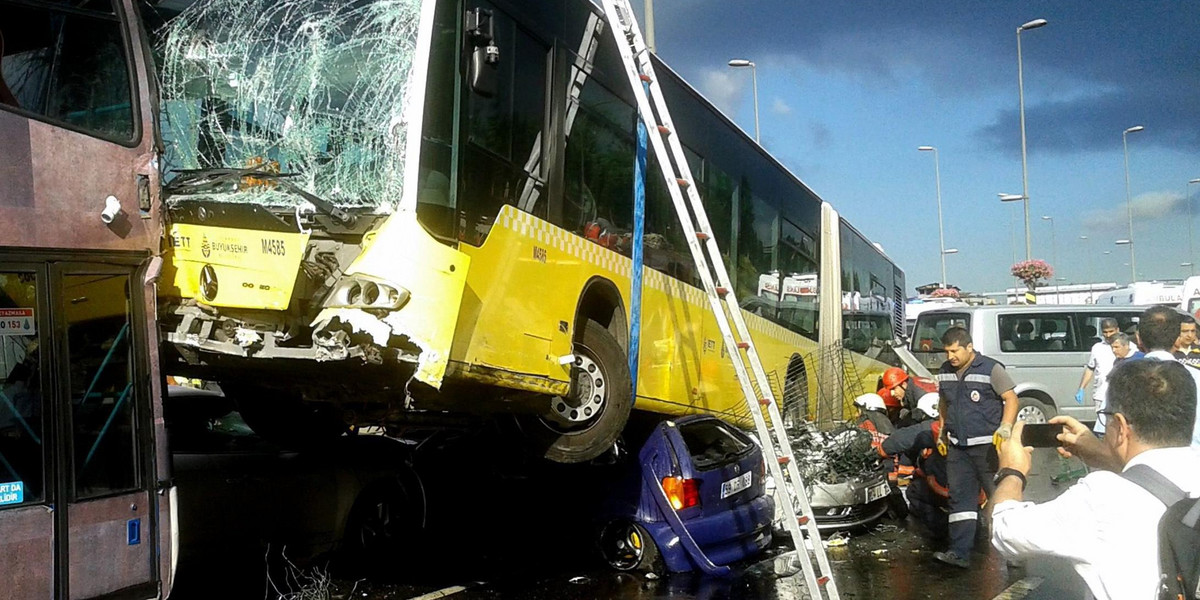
[{"x1": 173, "y1": 445, "x2": 1092, "y2": 600}]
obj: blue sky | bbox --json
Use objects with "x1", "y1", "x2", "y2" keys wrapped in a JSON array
[{"x1": 630, "y1": 1, "x2": 1200, "y2": 295}]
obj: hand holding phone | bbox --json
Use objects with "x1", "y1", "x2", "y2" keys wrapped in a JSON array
[{"x1": 1021, "y1": 423, "x2": 1066, "y2": 448}]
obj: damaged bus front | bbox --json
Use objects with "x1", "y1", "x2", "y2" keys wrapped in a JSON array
[{"x1": 157, "y1": 0, "x2": 471, "y2": 415}]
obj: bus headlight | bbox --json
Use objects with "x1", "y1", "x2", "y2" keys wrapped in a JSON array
[{"x1": 326, "y1": 277, "x2": 409, "y2": 310}]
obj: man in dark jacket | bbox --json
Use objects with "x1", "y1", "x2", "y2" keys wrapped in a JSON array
[{"x1": 933, "y1": 326, "x2": 1018, "y2": 568}]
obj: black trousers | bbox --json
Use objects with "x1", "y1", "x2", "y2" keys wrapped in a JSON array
[{"x1": 946, "y1": 444, "x2": 997, "y2": 558}]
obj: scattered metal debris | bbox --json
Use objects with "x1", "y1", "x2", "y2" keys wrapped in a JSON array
[{"x1": 787, "y1": 422, "x2": 879, "y2": 484}]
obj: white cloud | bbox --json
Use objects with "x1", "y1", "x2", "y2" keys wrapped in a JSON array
[
  {"x1": 772, "y1": 97, "x2": 792, "y2": 115},
  {"x1": 696, "y1": 68, "x2": 746, "y2": 121},
  {"x1": 1082, "y1": 190, "x2": 1187, "y2": 230}
]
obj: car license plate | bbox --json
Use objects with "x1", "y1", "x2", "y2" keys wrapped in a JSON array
[
  {"x1": 864, "y1": 481, "x2": 889, "y2": 504},
  {"x1": 720, "y1": 471, "x2": 753, "y2": 499}
]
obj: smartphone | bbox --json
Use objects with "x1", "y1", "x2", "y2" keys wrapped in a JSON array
[{"x1": 1021, "y1": 423, "x2": 1066, "y2": 448}]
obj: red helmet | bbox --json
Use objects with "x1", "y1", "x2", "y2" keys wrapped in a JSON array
[{"x1": 881, "y1": 367, "x2": 909, "y2": 391}]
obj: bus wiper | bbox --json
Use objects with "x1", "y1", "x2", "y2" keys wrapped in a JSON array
[{"x1": 166, "y1": 167, "x2": 357, "y2": 227}]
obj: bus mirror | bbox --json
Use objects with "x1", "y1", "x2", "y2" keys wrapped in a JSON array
[{"x1": 466, "y1": 7, "x2": 498, "y2": 97}]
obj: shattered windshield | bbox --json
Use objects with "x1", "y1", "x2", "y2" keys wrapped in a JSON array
[{"x1": 157, "y1": 0, "x2": 423, "y2": 209}]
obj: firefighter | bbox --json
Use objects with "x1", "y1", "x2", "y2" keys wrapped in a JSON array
[
  {"x1": 933, "y1": 327, "x2": 1018, "y2": 569},
  {"x1": 854, "y1": 392, "x2": 894, "y2": 445},
  {"x1": 877, "y1": 367, "x2": 922, "y2": 426},
  {"x1": 878, "y1": 393, "x2": 950, "y2": 537}
]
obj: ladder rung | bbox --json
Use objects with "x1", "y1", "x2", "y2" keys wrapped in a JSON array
[
  {"x1": 798, "y1": 515, "x2": 810, "y2": 525},
  {"x1": 777, "y1": 456, "x2": 790, "y2": 466},
  {"x1": 818, "y1": 576, "x2": 830, "y2": 585},
  {"x1": 736, "y1": 341, "x2": 750, "y2": 350},
  {"x1": 657, "y1": 125, "x2": 671, "y2": 135},
  {"x1": 638, "y1": 74, "x2": 652, "y2": 82},
  {"x1": 695, "y1": 231, "x2": 710, "y2": 241},
  {"x1": 757, "y1": 398, "x2": 771, "y2": 406},
  {"x1": 715, "y1": 287, "x2": 729, "y2": 297},
  {"x1": 675, "y1": 178, "x2": 690, "y2": 188}
]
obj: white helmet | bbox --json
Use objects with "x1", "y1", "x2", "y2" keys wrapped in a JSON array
[
  {"x1": 854, "y1": 393, "x2": 886, "y2": 412},
  {"x1": 916, "y1": 393, "x2": 940, "y2": 419}
]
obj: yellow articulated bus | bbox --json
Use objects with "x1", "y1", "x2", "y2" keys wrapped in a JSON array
[{"x1": 153, "y1": 0, "x2": 906, "y2": 462}]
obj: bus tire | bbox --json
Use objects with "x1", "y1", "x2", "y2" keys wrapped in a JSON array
[
  {"x1": 783, "y1": 358, "x2": 810, "y2": 424},
  {"x1": 223, "y1": 382, "x2": 348, "y2": 448},
  {"x1": 523, "y1": 320, "x2": 633, "y2": 464}
]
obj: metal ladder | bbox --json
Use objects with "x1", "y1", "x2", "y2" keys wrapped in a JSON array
[{"x1": 597, "y1": 1, "x2": 839, "y2": 597}]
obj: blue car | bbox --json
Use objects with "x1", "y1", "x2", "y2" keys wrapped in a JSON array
[{"x1": 598, "y1": 415, "x2": 774, "y2": 574}]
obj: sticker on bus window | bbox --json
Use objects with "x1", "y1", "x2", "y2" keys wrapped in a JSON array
[
  {"x1": 0, "y1": 309, "x2": 35, "y2": 336},
  {"x1": 0, "y1": 481, "x2": 24, "y2": 505}
]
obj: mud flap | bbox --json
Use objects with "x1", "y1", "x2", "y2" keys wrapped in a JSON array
[{"x1": 312, "y1": 212, "x2": 469, "y2": 388}]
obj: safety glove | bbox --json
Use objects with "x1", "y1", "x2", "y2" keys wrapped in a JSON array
[
  {"x1": 1074, "y1": 389, "x2": 1085, "y2": 404},
  {"x1": 993, "y1": 422, "x2": 1013, "y2": 452}
]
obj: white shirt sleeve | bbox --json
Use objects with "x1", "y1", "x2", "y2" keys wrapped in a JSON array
[
  {"x1": 1086, "y1": 348, "x2": 1098, "y2": 370},
  {"x1": 991, "y1": 480, "x2": 1102, "y2": 563}
]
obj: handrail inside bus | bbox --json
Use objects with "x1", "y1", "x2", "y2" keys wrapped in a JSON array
[
  {"x1": 79, "y1": 322, "x2": 128, "y2": 406},
  {"x1": 84, "y1": 382, "x2": 132, "y2": 468},
  {"x1": 0, "y1": 390, "x2": 41, "y2": 445}
]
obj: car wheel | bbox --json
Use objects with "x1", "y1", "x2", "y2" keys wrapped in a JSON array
[
  {"x1": 520, "y1": 320, "x2": 633, "y2": 464},
  {"x1": 343, "y1": 473, "x2": 427, "y2": 568},
  {"x1": 599, "y1": 520, "x2": 662, "y2": 573},
  {"x1": 1016, "y1": 396, "x2": 1056, "y2": 424},
  {"x1": 224, "y1": 382, "x2": 348, "y2": 448}
]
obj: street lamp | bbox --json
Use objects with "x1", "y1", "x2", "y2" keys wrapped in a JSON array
[
  {"x1": 1188, "y1": 178, "x2": 1200, "y2": 270},
  {"x1": 1122, "y1": 125, "x2": 1144, "y2": 282},
  {"x1": 728, "y1": 59, "x2": 759, "y2": 144},
  {"x1": 1041, "y1": 215, "x2": 1057, "y2": 276},
  {"x1": 1000, "y1": 193, "x2": 1023, "y2": 293},
  {"x1": 919, "y1": 146, "x2": 947, "y2": 287},
  {"x1": 1016, "y1": 18, "x2": 1047, "y2": 260},
  {"x1": 1116, "y1": 239, "x2": 1134, "y2": 282},
  {"x1": 1080, "y1": 235, "x2": 1094, "y2": 301},
  {"x1": 644, "y1": 0, "x2": 655, "y2": 53}
]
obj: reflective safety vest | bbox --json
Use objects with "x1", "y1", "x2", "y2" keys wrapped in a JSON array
[{"x1": 937, "y1": 354, "x2": 1005, "y2": 447}]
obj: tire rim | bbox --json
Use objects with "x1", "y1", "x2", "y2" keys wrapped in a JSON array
[
  {"x1": 600, "y1": 521, "x2": 644, "y2": 571},
  {"x1": 545, "y1": 347, "x2": 607, "y2": 429},
  {"x1": 1017, "y1": 403, "x2": 1048, "y2": 424}
]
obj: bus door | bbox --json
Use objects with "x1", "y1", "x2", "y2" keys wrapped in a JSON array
[{"x1": 0, "y1": 261, "x2": 158, "y2": 600}]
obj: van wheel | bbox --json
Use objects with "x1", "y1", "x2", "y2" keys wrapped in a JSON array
[
  {"x1": 1016, "y1": 396, "x2": 1055, "y2": 424},
  {"x1": 520, "y1": 320, "x2": 633, "y2": 464},
  {"x1": 599, "y1": 520, "x2": 662, "y2": 573}
]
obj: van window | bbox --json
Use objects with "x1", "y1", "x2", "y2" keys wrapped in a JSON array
[
  {"x1": 998, "y1": 313, "x2": 1080, "y2": 353},
  {"x1": 1076, "y1": 312, "x2": 1140, "y2": 347},
  {"x1": 911, "y1": 312, "x2": 970, "y2": 353}
]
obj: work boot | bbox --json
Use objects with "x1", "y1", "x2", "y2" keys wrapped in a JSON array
[{"x1": 933, "y1": 550, "x2": 970, "y2": 569}]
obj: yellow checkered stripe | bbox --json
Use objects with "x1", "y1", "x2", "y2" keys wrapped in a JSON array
[{"x1": 497, "y1": 206, "x2": 808, "y2": 348}]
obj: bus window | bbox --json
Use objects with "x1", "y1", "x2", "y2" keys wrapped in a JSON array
[
  {"x1": 65, "y1": 274, "x2": 139, "y2": 499},
  {"x1": 458, "y1": 4, "x2": 549, "y2": 245},
  {"x1": 562, "y1": 79, "x2": 635, "y2": 249},
  {"x1": 0, "y1": 271, "x2": 43, "y2": 508},
  {"x1": 0, "y1": 0, "x2": 136, "y2": 142},
  {"x1": 736, "y1": 193, "x2": 778, "y2": 312}
]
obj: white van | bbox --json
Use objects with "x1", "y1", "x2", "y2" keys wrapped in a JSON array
[
  {"x1": 1095, "y1": 281, "x2": 1183, "y2": 307},
  {"x1": 909, "y1": 305, "x2": 1143, "y2": 423},
  {"x1": 1181, "y1": 275, "x2": 1200, "y2": 317}
]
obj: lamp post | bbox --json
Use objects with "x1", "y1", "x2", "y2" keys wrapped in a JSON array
[
  {"x1": 1016, "y1": 18, "x2": 1047, "y2": 260},
  {"x1": 1000, "y1": 193, "x2": 1024, "y2": 294},
  {"x1": 1041, "y1": 215, "x2": 1057, "y2": 276},
  {"x1": 1116, "y1": 239, "x2": 1134, "y2": 282},
  {"x1": 1080, "y1": 235, "x2": 1093, "y2": 302},
  {"x1": 728, "y1": 59, "x2": 759, "y2": 144},
  {"x1": 1188, "y1": 178, "x2": 1200, "y2": 270},
  {"x1": 1122, "y1": 125, "x2": 1144, "y2": 282},
  {"x1": 919, "y1": 146, "x2": 946, "y2": 287},
  {"x1": 644, "y1": 0, "x2": 655, "y2": 53}
]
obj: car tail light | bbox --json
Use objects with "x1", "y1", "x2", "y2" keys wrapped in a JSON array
[{"x1": 661, "y1": 476, "x2": 700, "y2": 510}]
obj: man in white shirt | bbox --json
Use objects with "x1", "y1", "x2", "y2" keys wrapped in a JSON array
[
  {"x1": 991, "y1": 359, "x2": 1200, "y2": 600},
  {"x1": 1075, "y1": 318, "x2": 1118, "y2": 434}
]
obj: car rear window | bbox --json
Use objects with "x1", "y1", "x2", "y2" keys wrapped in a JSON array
[
  {"x1": 678, "y1": 420, "x2": 753, "y2": 470},
  {"x1": 911, "y1": 312, "x2": 970, "y2": 353}
]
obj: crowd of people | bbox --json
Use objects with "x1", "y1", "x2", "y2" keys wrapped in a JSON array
[{"x1": 856, "y1": 305, "x2": 1200, "y2": 599}]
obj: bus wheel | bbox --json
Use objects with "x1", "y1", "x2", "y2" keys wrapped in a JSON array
[
  {"x1": 223, "y1": 382, "x2": 348, "y2": 448},
  {"x1": 783, "y1": 359, "x2": 809, "y2": 424},
  {"x1": 524, "y1": 320, "x2": 633, "y2": 463}
]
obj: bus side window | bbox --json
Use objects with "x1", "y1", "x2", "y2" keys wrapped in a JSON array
[
  {"x1": 0, "y1": 0, "x2": 135, "y2": 141},
  {"x1": 0, "y1": 271, "x2": 44, "y2": 509},
  {"x1": 458, "y1": 4, "x2": 548, "y2": 246}
]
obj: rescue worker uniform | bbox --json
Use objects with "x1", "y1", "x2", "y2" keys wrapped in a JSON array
[
  {"x1": 882, "y1": 419, "x2": 949, "y2": 538},
  {"x1": 937, "y1": 353, "x2": 1015, "y2": 562}
]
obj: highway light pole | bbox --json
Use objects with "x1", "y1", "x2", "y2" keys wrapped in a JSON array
[
  {"x1": 1080, "y1": 235, "x2": 1093, "y2": 301},
  {"x1": 728, "y1": 59, "x2": 759, "y2": 144},
  {"x1": 1189, "y1": 178, "x2": 1200, "y2": 271},
  {"x1": 1042, "y1": 215, "x2": 1057, "y2": 276},
  {"x1": 1016, "y1": 18, "x2": 1047, "y2": 260},
  {"x1": 1122, "y1": 125, "x2": 1144, "y2": 282},
  {"x1": 1116, "y1": 239, "x2": 1134, "y2": 282},
  {"x1": 919, "y1": 146, "x2": 946, "y2": 287}
]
